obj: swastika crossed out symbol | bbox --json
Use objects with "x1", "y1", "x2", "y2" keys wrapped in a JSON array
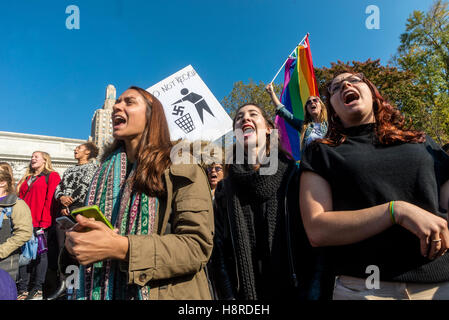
[{"x1": 172, "y1": 105, "x2": 185, "y2": 117}]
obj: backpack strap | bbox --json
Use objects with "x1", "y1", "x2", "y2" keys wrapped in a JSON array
[
  {"x1": 0, "y1": 206, "x2": 12, "y2": 229},
  {"x1": 23, "y1": 172, "x2": 52, "y2": 229}
]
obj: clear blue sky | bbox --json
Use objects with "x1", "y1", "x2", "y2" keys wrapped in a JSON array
[{"x1": 0, "y1": 0, "x2": 437, "y2": 140}]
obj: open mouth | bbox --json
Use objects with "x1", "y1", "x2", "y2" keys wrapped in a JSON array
[
  {"x1": 343, "y1": 90, "x2": 360, "y2": 105},
  {"x1": 112, "y1": 115, "x2": 126, "y2": 128},
  {"x1": 242, "y1": 124, "x2": 255, "y2": 137}
]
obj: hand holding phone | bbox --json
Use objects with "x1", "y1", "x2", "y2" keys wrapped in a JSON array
[
  {"x1": 56, "y1": 216, "x2": 76, "y2": 231},
  {"x1": 71, "y1": 205, "x2": 114, "y2": 229}
]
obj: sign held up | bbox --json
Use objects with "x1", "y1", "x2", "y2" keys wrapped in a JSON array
[{"x1": 146, "y1": 65, "x2": 233, "y2": 142}]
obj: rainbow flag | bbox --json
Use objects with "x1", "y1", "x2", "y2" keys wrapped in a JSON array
[{"x1": 275, "y1": 35, "x2": 319, "y2": 160}]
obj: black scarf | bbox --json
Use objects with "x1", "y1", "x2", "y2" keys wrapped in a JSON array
[{"x1": 227, "y1": 155, "x2": 291, "y2": 299}]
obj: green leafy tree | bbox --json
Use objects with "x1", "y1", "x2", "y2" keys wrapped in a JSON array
[
  {"x1": 393, "y1": 0, "x2": 449, "y2": 144},
  {"x1": 221, "y1": 79, "x2": 283, "y2": 120}
]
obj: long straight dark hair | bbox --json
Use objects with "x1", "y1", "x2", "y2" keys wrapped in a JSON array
[
  {"x1": 103, "y1": 86, "x2": 173, "y2": 197},
  {"x1": 227, "y1": 103, "x2": 293, "y2": 172}
]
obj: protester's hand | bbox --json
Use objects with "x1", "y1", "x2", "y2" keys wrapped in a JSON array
[
  {"x1": 395, "y1": 201, "x2": 449, "y2": 260},
  {"x1": 61, "y1": 208, "x2": 69, "y2": 216},
  {"x1": 65, "y1": 214, "x2": 128, "y2": 265},
  {"x1": 60, "y1": 196, "x2": 74, "y2": 207},
  {"x1": 265, "y1": 83, "x2": 275, "y2": 95}
]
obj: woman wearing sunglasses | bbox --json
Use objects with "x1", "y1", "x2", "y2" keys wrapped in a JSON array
[
  {"x1": 206, "y1": 164, "x2": 224, "y2": 199},
  {"x1": 300, "y1": 70, "x2": 449, "y2": 300},
  {"x1": 266, "y1": 83, "x2": 328, "y2": 152}
]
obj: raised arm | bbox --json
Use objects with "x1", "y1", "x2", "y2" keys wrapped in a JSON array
[{"x1": 266, "y1": 83, "x2": 303, "y2": 132}]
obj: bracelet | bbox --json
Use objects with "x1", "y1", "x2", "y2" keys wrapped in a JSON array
[{"x1": 389, "y1": 201, "x2": 396, "y2": 224}]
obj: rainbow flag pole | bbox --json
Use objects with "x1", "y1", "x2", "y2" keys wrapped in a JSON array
[
  {"x1": 271, "y1": 33, "x2": 319, "y2": 161},
  {"x1": 270, "y1": 33, "x2": 309, "y2": 84}
]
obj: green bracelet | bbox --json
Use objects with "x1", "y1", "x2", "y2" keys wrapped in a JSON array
[{"x1": 389, "y1": 201, "x2": 396, "y2": 224}]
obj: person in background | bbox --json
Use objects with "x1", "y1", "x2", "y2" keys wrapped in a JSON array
[
  {"x1": 0, "y1": 268, "x2": 17, "y2": 300},
  {"x1": 55, "y1": 142, "x2": 99, "y2": 215},
  {"x1": 16, "y1": 151, "x2": 61, "y2": 300},
  {"x1": 266, "y1": 83, "x2": 328, "y2": 152},
  {"x1": 0, "y1": 163, "x2": 33, "y2": 281},
  {"x1": 206, "y1": 163, "x2": 224, "y2": 200},
  {"x1": 64, "y1": 86, "x2": 214, "y2": 300},
  {"x1": 47, "y1": 142, "x2": 99, "y2": 300},
  {"x1": 211, "y1": 102, "x2": 314, "y2": 300},
  {"x1": 300, "y1": 70, "x2": 449, "y2": 300}
]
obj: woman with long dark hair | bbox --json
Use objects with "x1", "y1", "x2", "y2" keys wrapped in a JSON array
[
  {"x1": 64, "y1": 86, "x2": 214, "y2": 300},
  {"x1": 300, "y1": 71, "x2": 449, "y2": 300},
  {"x1": 211, "y1": 102, "x2": 314, "y2": 300}
]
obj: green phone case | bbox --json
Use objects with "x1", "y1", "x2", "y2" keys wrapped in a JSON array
[{"x1": 71, "y1": 205, "x2": 114, "y2": 229}]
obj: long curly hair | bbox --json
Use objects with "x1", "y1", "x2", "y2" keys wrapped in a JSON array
[{"x1": 321, "y1": 70, "x2": 426, "y2": 146}]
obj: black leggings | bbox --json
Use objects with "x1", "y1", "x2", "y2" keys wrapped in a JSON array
[
  {"x1": 17, "y1": 229, "x2": 49, "y2": 293},
  {"x1": 17, "y1": 252, "x2": 48, "y2": 292}
]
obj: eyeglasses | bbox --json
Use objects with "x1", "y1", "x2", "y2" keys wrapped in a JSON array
[
  {"x1": 327, "y1": 73, "x2": 364, "y2": 96},
  {"x1": 305, "y1": 98, "x2": 319, "y2": 107},
  {"x1": 207, "y1": 166, "x2": 223, "y2": 174}
]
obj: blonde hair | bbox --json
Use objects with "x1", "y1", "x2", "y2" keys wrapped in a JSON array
[
  {"x1": 0, "y1": 162, "x2": 15, "y2": 194},
  {"x1": 300, "y1": 96, "x2": 328, "y2": 149},
  {"x1": 17, "y1": 151, "x2": 55, "y2": 192}
]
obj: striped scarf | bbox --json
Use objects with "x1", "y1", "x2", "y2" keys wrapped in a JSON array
[{"x1": 75, "y1": 147, "x2": 158, "y2": 300}]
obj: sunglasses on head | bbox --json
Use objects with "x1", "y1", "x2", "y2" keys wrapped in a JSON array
[{"x1": 207, "y1": 166, "x2": 223, "y2": 173}]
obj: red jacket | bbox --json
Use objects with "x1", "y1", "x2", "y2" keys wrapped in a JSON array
[{"x1": 19, "y1": 171, "x2": 61, "y2": 229}]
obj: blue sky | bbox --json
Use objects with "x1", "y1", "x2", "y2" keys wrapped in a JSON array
[{"x1": 0, "y1": 0, "x2": 437, "y2": 140}]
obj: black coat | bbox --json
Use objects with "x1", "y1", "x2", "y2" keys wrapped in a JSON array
[{"x1": 209, "y1": 160, "x2": 327, "y2": 300}]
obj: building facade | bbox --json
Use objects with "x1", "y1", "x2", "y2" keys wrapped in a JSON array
[
  {"x1": 90, "y1": 84, "x2": 116, "y2": 156},
  {"x1": 0, "y1": 84, "x2": 117, "y2": 183},
  {"x1": 0, "y1": 131, "x2": 86, "y2": 182}
]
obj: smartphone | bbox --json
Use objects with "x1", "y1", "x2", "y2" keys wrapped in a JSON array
[
  {"x1": 56, "y1": 216, "x2": 76, "y2": 230},
  {"x1": 71, "y1": 205, "x2": 114, "y2": 229}
]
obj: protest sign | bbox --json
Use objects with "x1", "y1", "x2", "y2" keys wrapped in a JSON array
[{"x1": 147, "y1": 65, "x2": 233, "y2": 142}]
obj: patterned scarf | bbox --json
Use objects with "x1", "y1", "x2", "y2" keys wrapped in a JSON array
[{"x1": 75, "y1": 147, "x2": 159, "y2": 300}]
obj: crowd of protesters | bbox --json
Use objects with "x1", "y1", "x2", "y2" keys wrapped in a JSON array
[{"x1": 1, "y1": 69, "x2": 449, "y2": 300}]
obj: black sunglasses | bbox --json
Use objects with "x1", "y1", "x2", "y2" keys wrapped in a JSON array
[
  {"x1": 305, "y1": 98, "x2": 320, "y2": 107},
  {"x1": 207, "y1": 166, "x2": 223, "y2": 173}
]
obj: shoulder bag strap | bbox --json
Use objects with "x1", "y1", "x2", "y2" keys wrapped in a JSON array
[{"x1": 37, "y1": 173, "x2": 51, "y2": 229}]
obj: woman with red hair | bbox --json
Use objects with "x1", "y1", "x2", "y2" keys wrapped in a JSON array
[
  {"x1": 299, "y1": 71, "x2": 449, "y2": 300},
  {"x1": 64, "y1": 86, "x2": 214, "y2": 300}
]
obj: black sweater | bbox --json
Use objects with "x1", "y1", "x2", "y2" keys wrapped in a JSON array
[{"x1": 300, "y1": 124, "x2": 449, "y2": 282}]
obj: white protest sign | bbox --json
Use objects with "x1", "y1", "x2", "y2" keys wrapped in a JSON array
[{"x1": 146, "y1": 65, "x2": 233, "y2": 142}]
